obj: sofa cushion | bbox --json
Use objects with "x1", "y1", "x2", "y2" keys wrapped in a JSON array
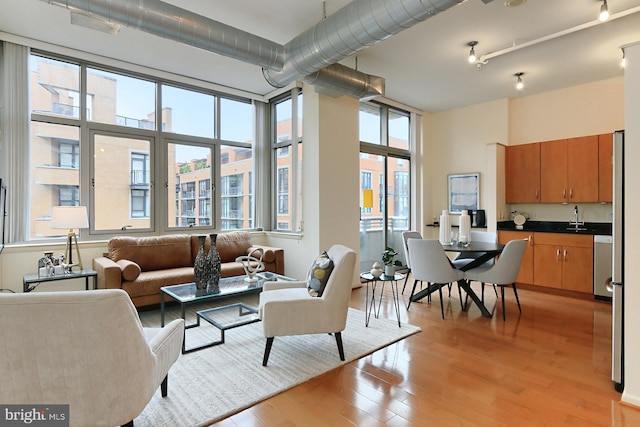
[
  {"x1": 109, "y1": 235, "x2": 192, "y2": 272},
  {"x1": 307, "y1": 251, "x2": 334, "y2": 297},
  {"x1": 116, "y1": 259, "x2": 141, "y2": 281}
]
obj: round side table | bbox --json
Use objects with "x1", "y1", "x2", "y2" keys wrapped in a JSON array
[{"x1": 360, "y1": 272, "x2": 404, "y2": 327}]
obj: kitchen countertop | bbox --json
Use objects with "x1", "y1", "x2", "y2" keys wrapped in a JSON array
[{"x1": 497, "y1": 220, "x2": 612, "y2": 236}]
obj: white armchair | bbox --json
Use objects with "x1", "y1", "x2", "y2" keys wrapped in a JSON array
[
  {"x1": 0, "y1": 289, "x2": 184, "y2": 427},
  {"x1": 258, "y1": 244, "x2": 356, "y2": 366}
]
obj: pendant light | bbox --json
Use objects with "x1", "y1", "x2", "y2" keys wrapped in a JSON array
[
  {"x1": 599, "y1": 0, "x2": 609, "y2": 22},
  {"x1": 467, "y1": 41, "x2": 478, "y2": 64},
  {"x1": 514, "y1": 72, "x2": 525, "y2": 90}
]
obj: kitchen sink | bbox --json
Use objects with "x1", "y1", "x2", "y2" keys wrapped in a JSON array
[{"x1": 565, "y1": 226, "x2": 589, "y2": 232}]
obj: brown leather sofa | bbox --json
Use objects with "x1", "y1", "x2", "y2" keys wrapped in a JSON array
[{"x1": 92, "y1": 231, "x2": 284, "y2": 307}]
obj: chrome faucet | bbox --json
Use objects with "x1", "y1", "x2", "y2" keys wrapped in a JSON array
[{"x1": 570, "y1": 205, "x2": 584, "y2": 229}]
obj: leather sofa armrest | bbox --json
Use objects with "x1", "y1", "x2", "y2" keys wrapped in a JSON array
[
  {"x1": 93, "y1": 257, "x2": 122, "y2": 290},
  {"x1": 249, "y1": 245, "x2": 285, "y2": 275}
]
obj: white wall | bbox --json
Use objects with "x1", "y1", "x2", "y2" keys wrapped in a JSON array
[
  {"x1": 509, "y1": 77, "x2": 625, "y2": 145},
  {"x1": 621, "y1": 41, "x2": 640, "y2": 407},
  {"x1": 426, "y1": 98, "x2": 509, "y2": 232}
]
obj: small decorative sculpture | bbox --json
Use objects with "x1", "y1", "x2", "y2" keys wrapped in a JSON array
[
  {"x1": 207, "y1": 234, "x2": 222, "y2": 293},
  {"x1": 370, "y1": 261, "x2": 383, "y2": 278},
  {"x1": 194, "y1": 235, "x2": 208, "y2": 290},
  {"x1": 236, "y1": 247, "x2": 265, "y2": 282}
]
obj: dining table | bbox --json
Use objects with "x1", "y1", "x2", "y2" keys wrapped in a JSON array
[{"x1": 409, "y1": 240, "x2": 505, "y2": 318}]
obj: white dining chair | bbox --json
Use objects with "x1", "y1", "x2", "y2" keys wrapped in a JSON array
[
  {"x1": 407, "y1": 239, "x2": 464, "y2": 319},
  {"x1": 401, "y1": 230, "x2": 423, "y2": 295},
  {"x1": 463, "y1": 239, "x2": 528, "y2": 321}
]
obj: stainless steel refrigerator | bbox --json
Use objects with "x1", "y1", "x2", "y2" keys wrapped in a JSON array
[{"x1": 612, "y1": 130, "x2": 624, "y2": 392}]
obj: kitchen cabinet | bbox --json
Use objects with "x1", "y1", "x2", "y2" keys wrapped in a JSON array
[
  {"x1": 498, "y1": 230, "x2": 534, "y2": 284},
  {"x1": 540, "y1": 136, "x2": 599, "y2": 203},
  {"x1": 599, "y1": 133, "x2": 613, "y2": 203},
  {"x1": 533, "y1": 232, "x2": 593, "y2": 294},
  {"x1": 505, "y1": 143, "x2": 540, "y2": 203}
]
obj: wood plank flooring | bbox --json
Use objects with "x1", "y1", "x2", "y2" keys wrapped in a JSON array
[{"x1": 207, "y1": 278, "x2": 640, "y2": 426}]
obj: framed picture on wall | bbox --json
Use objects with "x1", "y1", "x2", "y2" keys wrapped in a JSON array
[{"x1": 448, "y1": 173, "x2": 479, "y2": 214}]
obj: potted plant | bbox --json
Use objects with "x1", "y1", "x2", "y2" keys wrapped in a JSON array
[{"x1": 382, "y1": 246, "x2": 402, "y2": 276}]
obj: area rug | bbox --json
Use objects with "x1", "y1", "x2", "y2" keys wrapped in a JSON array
[{"x1": 136, "y1": 293, "x2": 421, "y2": 426}]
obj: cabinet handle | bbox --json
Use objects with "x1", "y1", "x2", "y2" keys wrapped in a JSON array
[
  {"x1": 570, "y1": 188, "x2": 573, "y2": 199},
  {"x1": 529, "y1": 235, "x2": 533, "y2": 246},
  {"x1": 564, "y1": 249, "x2": 567, "y2": 261},
  {"x1": 536, "y1": 189, "x2": 539, "y2": 200},
  {"x1": 563, "y1": 188, "x2": 566, "y2": 199},
  {"x1": 556, "y1": 249, "x2": 561, "y2": 261}
]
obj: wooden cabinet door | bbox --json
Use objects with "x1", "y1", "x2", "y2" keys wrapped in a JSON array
[
  {"x1": 505, "y1": 143, "x2": 540, "y2": 203},
  {"x1": 498, "y1": 230, "x2": 534, "y2": 284},
  {"x1": 599, "y1": 133, "x2": 613, "y2": 203},
  {"x1": 567, "y1": 136, "x2": 599, "y2": 202},
  {"x1": 533, "y1": 244, "x2": 563, "y2": 289},
  {"x1": 561, "y1": 246, "x2": 594, "y2": 293},
  {"x1": 540, "y1": 139, "x2": 568, "y2": 203}
]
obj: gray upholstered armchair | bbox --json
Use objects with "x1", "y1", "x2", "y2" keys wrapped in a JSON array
[
  {"x1": 258, "y1": 244, "x2": 357, "y2": 366},
  {"x1": 0, "y1": 289, "x2": 184, "y2": 427}
]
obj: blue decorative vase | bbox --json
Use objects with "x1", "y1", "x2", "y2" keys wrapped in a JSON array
[
  {"x1": 194, "y1": 235, "x2": 208, "y2": 290},
  {"x1": 207, "y1": 233, "x2": 222, "y2": 293}
]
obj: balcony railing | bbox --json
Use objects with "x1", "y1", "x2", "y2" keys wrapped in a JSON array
[
  {"x1": 116, "y1": 115, "x2": 155, "y2": 130},
  {"x1": 131, "y1": 170, "x2": 150, "y2": 185}
]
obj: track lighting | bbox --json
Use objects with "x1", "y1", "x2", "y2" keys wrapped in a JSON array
[
  {"x1": 620, "y1": 48, "x2": 627, "y2": 68},
  {"x1": 599, "y1": 0, "x2": 609, "y2": 22},
  {"x1": 514, "y1": 72, "x2": 525, "y2": 90},
  {"x1": 467, "y1": 41, "x2": 478, "y2": 64}
]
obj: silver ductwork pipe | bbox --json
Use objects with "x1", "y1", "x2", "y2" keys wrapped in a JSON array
[
  {"x1": 40, "y1": 0, "x2": 284, "y2": 71},
  {"x1": 263, "y1": 0, "x2": 465, "y2": 88},
  {"x1": 300, "y1": 63, "x2": 385, "y2": 100},
  {"x1": 40, "y1": 0, "x2": 463, "y2": 99}
]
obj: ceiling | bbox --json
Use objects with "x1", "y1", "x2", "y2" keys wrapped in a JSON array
[{"x1": 1, "y1": 0, "x2": 640, "y2": 113}]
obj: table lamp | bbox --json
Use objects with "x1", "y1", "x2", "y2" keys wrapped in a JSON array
[{"x1": 51, "y1": 206, "x2": 89, "y2": 271}]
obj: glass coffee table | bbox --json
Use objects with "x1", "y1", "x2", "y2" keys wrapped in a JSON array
[
  {"x1": 160, "y1": 272, "x2": 295, "y2": 353},
  {"x1": 196, "y1": 303, "x2": 260, "y2": 348}
]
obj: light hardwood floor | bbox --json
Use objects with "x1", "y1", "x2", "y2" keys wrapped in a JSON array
[{"x1": 209, "y1": 278, "x2": 640, "y2": 426}]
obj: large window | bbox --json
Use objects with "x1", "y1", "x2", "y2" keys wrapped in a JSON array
[
  {"x1": 359, "y1": 102, "x2": 412, "y2": 271},
  {"x1": 221, "y1": 145, "x2": 254, "y2": 230},
  {"x1": 92, "y1": 133, "x2": 152, "y2": 231},
  {"x1": 170, "y1": 143, "x2": 212, "y2": 229},
  {"x1": 271, "y1": 89, "x2": 302, "y2": 232},
  {"x1": 26, "y1": 52, "x2": 256, "y2": 241}
]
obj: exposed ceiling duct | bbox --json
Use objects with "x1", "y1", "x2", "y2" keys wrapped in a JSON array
[
  {"x1": 40, "y1": 0, "x2": 284, "y2": 71},
  {"x1": 263, "y1": 0, "x2": 465, "y2": 89},
  {"x1": 39, "y1": 0, "x2": 464, "y2": 100}
]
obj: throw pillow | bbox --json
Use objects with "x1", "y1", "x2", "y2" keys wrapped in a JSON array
[
  {"x1": 117, "y1": 259, "x2": 141, "y2": 282},
  {"x1": 307, "y1": 251, "x2": 334, "y2": 297}
]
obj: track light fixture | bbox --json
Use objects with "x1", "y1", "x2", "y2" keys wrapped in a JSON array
[
  {"x1": 467, "y1": 41, "x2": 478, "y2": 64},
  {"x1": 599, "y1": 0, "x2": 609, "y2": 22},
  {"x1": 620, "y1": 48, "x2": 627, "y2": 68},
  {"x1": 514, "y1": 72, "x2": 525, "y2": 90}
]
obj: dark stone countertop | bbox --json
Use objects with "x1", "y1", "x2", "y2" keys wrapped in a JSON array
[{"x1": 497, "y1": 220, "x2": 612, "y2": 236}]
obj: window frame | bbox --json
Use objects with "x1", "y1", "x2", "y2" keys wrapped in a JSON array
[
  {"x1": 26, "y1": 50, "x2": 258, "y2": 242},
  {"x1": 270, "y1": 88, "x2": 302, "y2": 233}
]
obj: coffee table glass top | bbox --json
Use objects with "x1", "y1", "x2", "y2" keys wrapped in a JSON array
[
  {"x1": 197, "y1": 303, "x2": 260, "y2": 331},
  {"x1": 161, "y1": 272, "x2": 294, "y2": 303}
]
